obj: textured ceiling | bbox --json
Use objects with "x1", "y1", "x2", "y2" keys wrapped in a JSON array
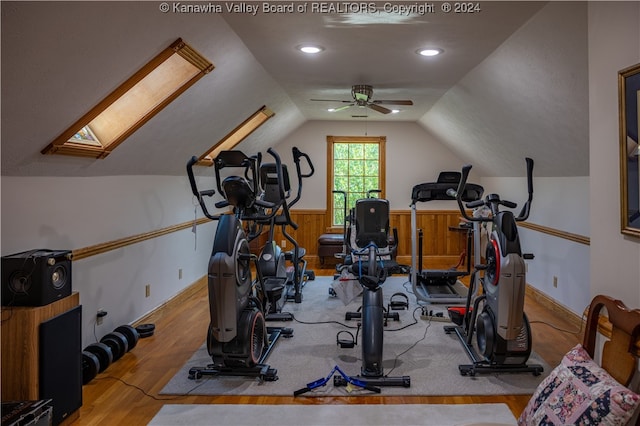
[
  {"x1": 222, "y1": 2, "x2": 545, "y2": 122},
  {"x1": 1, "y1": 1, "x2": 589, "y2": 178}
]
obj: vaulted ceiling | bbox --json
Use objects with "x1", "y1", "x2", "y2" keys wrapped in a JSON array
[{"x1": 1, "y1": 1, "x2": 589, "y2": 178}]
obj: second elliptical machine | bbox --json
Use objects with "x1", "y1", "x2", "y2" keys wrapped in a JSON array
[{"x1": 444, "y1": 158, "x2": 543, "y2": 377}]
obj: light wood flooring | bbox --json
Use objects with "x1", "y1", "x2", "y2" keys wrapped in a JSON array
[{"x1": 72, "y1": 260, "x2": 582, "y2": 425}]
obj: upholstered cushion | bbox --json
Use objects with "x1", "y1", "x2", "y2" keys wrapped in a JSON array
[
  {"x1": 318, "y1": 233, "x2": 344, "y2": 245},
  {"x1": 518, "y1": 344, "x2": 640, "y2": 426}
]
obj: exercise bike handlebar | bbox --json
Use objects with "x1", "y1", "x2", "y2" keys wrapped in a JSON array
[
  {"x1": 267, "y1": 147, "x2": 299, "y2": 230},
  {"x1": 450, "y1": 158, "x2": 534, "y2": 223},
  {"x1": 186, "y1": 156, "x2": 220, "y2": 221},
  {"x1": 288, "y1": 146, "x2": 315, "y2": 212},
  {"x1": 450, "y1": 164, "x2": 477, "y2": 222},
  {"x1": 187, "y1": 151, "x2": 287, "y2": 222},
  {"x1": 292, "y1": 147, "x2": 314, "y2": 178},
  {"x1": 516, "y1": 157, "x2": 535, "y2": 222}
]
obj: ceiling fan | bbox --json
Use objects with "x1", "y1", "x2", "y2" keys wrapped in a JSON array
[{"x1": 311, "y1": 85, "x2": 413, "y2": 114}]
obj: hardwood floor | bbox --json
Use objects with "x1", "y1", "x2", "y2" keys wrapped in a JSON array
[{"x1": 72, "y1": 260, "x2": 581, "y2": 425}]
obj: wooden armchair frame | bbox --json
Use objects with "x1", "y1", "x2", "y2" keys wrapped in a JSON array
[{"x1": 583, "y1": 294, "x2": 640, "y2": 388}]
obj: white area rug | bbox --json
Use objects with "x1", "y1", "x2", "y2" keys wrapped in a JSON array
[
  {"x1": 148, "y1": 403, "x2": 517, "y2": 426},
  {"x1": 160, "y1": 277, "x2": 549, "y2": 397}
]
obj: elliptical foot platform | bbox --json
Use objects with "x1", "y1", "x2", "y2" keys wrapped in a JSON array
[
  {"x1": 188, "y1": 364, "x2": 279, "y2": 381},
  {"x1": 444, "y1": 324, "x2": 543, "y2": 377},
  {"x1": 188, "y1": 326, "x2": 292, "y2": 382},
  {"x1": 458, "y1": 363, "x2": 543, "y2": 377}
]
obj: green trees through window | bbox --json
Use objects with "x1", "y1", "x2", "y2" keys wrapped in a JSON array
[{"x1": 327, "y1": 136, "x2": 386, "y2": 227}]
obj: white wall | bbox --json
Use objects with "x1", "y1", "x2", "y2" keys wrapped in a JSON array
[
  {"x1": 274, "y1": 121, "x2": 593, "y2": 315},
  {"x1": 588, "y1": 2, "x2": 640, "y2": 307},
  {"x1": 481, "y1": 176, "x2": 591, "y2": 315},
  {"x1": 1, "y1": 175, "x2": 215, "y2": 347},
  {"x1": 409, "y1": 0, "x2": 596, "y2": 315},
  {"x1": 273, "y1": 120, "x2": 481, "y2": 211},
  {"x1": 419, "y1": 2, "x2": 589, "y2": 178}
]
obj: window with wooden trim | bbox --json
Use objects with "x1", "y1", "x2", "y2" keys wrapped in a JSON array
[
  {"x1": 196, "y1": 106, "x2": 275, "y2": 166},
  {"x1": 42, "y1": 38, "x2": 213, "y2": 159},
  {"x1": 326, "y1": 135, "x2": 386, "y2": 229}
]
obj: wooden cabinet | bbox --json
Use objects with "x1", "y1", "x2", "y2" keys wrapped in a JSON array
[{"x1": 1, "y1": 292, "x2": 80, "y2": 425}]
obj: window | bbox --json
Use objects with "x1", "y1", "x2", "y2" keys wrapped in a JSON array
[
  {"x1": 196, "y1": 106, "x2": 274, "y2": 166},
  {"x1": 326, "y1": 135, "x2": 386, "y2": 228},
  {"x1": 42, "y1": 38, "x2": 213, "y2": 158}
]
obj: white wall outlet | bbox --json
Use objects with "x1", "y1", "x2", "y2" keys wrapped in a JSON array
[{"x1": 96, "y1": 308, "x2": 107, "y2": 325}]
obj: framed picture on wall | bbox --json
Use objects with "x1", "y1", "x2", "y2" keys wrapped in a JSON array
[{"x1": 618, "y1": 63, "x2": 640, "y2": 238}]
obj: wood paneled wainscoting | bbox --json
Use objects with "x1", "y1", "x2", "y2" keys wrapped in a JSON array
[{"x1": 270, "y1": 209, "x2": 470, "y2": 271}]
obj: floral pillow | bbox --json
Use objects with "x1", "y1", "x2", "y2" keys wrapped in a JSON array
[{"x1": 518, "y1": 344, "x2": 640, "y2": 426}]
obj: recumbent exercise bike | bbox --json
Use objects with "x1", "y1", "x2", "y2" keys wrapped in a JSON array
[
  {"x1": 185, "y1": 147, "x2": 305, "y2": 381},
  {"x1": 444, "y1": 158, "x2": 543, "y2": 376}
]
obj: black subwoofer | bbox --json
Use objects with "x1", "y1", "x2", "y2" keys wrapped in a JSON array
[
  {"x1": 40, "y1": 305, "x2": 83, "y2": 425},
  {"x1": 1, "y1": 249, "x2": 72, "y2": 306}
]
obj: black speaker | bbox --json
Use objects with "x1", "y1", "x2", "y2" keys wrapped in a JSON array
[
  {"x1": 1, "y1": 249, "x2": 72, "y2": 307},
  {"x1": 39, "y1": 305, "x2": 82, "y2": 425}
]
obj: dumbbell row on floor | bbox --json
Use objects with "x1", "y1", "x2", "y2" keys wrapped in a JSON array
[{"x1": 82, "y1": 323, "x2": 155, "y2": 385}]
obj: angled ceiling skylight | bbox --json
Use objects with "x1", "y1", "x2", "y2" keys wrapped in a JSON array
[
  {"x1": 42, "y1": 38, "x2": 214, "y2": 159},
  {"x1": 197, "y1": 106, "x2": 275, "y2": 166}
]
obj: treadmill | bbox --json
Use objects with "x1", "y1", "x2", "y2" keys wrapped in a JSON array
[{"x1": 410, "y1": 171, "x2": 484, "y2": 304}]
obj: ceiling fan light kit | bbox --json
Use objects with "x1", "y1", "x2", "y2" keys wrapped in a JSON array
[{"x1": 312, "y1": 84, "x2": 413, "y2": 115}]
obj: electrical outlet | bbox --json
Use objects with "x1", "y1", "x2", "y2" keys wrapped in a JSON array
[
  {"x1": 281, "y1": 239, "x2": 286, "y2": 248},
  {"x1": 96, "y1": 309, "x2": 107, "y2": 325},
  {"x1": 553, "y1": 276, "x2": 558, "y2": 288},
  {"x1": 145, "y1": 284, "x2": 151, "y2": 297}
]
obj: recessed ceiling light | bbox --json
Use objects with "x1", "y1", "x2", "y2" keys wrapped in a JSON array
[
  {"x1": 417, "y1": 48, "x2": 443, "y2": 57},
  {"x1": 328, "y1": 108, "x2": 336, "y2": 112},
  {"x1": 391, "y1": 109, "x2": 400, "y2": 114},
  {"x1": 297, "y1": 44, "x2": 324, "y2": 54}
]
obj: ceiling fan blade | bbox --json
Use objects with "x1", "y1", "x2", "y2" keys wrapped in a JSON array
[
  {"x1": 372, "y1": 100, "x2": 414, "y2": 106},
  {"x1": 331, "y1": 104, "x2": 353, "y2": 112},
  {"x1": 368, "y1": 104, "x2": 391, "y2": 114},
  {"x1": 310, "y1": 99, "x2": 352, "y2": 103}
]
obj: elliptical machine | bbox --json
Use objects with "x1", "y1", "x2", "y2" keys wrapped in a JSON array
[
  {"x1": 185, "y1": 148, "x2": 292, "y2": 381},
  {"x1": 444, "y1": 158, "x2": 543, "y2": 377},
  {"x1": 255, "y1": 147, "x2": 315, "y2": 319}
]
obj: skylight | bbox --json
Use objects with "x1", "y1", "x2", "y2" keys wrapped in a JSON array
[
  {"x1": 42, "y1": 38, "x2": 213, "y2": 158},
  {"x1": 197, "y1": 106, "x2": 275, "y2": 166}
]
